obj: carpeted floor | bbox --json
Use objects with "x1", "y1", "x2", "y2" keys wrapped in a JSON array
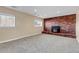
[{"x1": 0, "y1": 34, "x2": 79, "y2": 53}]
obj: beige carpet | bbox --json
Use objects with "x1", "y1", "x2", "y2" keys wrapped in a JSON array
[{"x1": 0, "y1": 34, "x2": 79, "y2": 53}]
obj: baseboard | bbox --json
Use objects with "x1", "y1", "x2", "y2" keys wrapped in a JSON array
[{"x1": 0, "y1": 33, "x2": 41, "y2": 44}]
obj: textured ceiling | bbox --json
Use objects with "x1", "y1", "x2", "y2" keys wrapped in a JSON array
[{"x1": 6, "y1": 6, "x2": 79, "y2": 18}]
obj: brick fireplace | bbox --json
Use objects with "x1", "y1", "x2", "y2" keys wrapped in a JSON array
[{"x1": 42, "y1": 14, "x2": 76, "y2": 38}]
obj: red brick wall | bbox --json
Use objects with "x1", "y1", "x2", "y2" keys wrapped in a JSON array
[{"x1": 43, "y1": 14, "x2": 76, "y2": 34}]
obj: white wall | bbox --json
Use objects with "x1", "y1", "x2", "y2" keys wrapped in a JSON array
[
  {"x1": 0, "y1": 7, "x2": 43, "y2": 43},
  {"x1": 76, "y1": 12, "x2": 79, "y2": 42}
]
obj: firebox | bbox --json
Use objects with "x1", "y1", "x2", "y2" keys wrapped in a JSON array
[{"x1": 51, "y1": 26, "x2": 60, "y2": 33}]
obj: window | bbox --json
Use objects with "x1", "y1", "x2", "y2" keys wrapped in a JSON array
[
  {"x1": 0, "y1": 13, "x2": 15, "y2": 28},
  {"x1": 34, "y1": 18, "x2": 42, "y2": 27}
]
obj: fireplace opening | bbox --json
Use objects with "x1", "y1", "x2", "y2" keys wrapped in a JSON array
[{"x1": 51, "y1": 26, "x2": 60, "y2": 33}]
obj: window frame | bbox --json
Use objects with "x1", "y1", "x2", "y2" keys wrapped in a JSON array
[{"x1": 0, "y1": 13, "x2": 15, "y2": 28}]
